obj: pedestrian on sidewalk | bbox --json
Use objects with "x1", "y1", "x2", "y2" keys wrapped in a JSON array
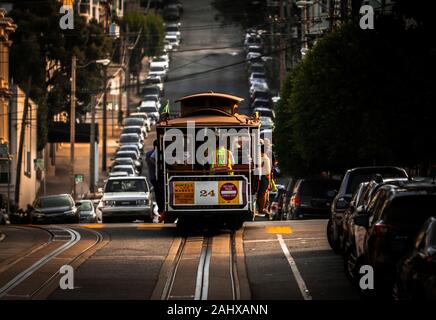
[{"x1": 257, "y1": 144, "x2": 271, "y2": 216}]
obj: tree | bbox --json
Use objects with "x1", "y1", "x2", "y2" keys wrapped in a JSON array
[
  {"x1": 276, "y1": 15, "x2": 436, "y2": 176},
  {"x1": 122, "y1": 10, "x2": 164, "y2": 93},
  {"x1": 9, "y1": 1, "x2": 113, "y2": 149}
]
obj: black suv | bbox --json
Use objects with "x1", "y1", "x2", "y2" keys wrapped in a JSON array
[
  {"x1": 354, "y1": 181, "x2": 436, "y2": 295},
  {"x1": 288, "y1": 178, "x2": 340, "y2": 220},
  {"x1": 327, "y1": 166, "x2": 408, "y2": 252}
]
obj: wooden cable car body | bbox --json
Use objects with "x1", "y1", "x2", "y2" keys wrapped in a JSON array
[{"x1": 156, "y1": 92, "x2": 261, "y2": 227}]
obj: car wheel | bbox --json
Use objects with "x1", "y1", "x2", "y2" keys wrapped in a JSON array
[{"x1": 327, "y1": 218, "x2": 341, "y2": 253}]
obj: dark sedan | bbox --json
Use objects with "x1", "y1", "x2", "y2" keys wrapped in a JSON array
[{"x1": 30, "y1": 194, "x2": 79, "y2": 224}]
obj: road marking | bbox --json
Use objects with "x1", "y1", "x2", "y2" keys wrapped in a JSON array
[
  {"x1": 0, "y1": 227, "x2": 81, "y2": 298},
  {"x1": 277, "y1": 234, "x2": 312, "y2": 300},
  {"x1": 80, "y1": 224, "x2": 105, "y2": 229},
  {"x1": 266, "y1": 226, "x2": 293, "y2": 234},
  {"x1": 244, "y1": 237, "x2": 325, "y2": 244}
]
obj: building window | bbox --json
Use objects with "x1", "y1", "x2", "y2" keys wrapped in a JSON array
[
  {"x1": 0, "y1": 161, "x2": 9, "y2": 183},
  {"x1": 25, "y1": 151, "x2": 31, "y2": 177}
]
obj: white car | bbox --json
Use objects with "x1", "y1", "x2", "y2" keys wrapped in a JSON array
[
  {"x1": 165, "y1": 34, "x2": 180, "y2": 49},
  {"x1": 141, "y1": 95, "x2": 161, "y2": 111},
  {"x1": 110, "y1": 165, "x2": 139, "y2": 177},
  {"x1": 165, "y1": 23, "x2": 181, "y2": 40},
  {"x1": 249, "y1": 72, "x2": 267, "y2": 87},
  {"x1": 150, "y1": 56, "x2": 169, "y2": 70},
  {"x1": 250, "y1": 82, "x2": 269, "y2": 95},
  {"x1": 137, "y1": 100, "x2": 160, "y2": 123},
  {"x1": 119, "y1": 133, "x2": 144, "y2": 152},
  {"x1": 246, "y1": 51, "x2": 262, "y2": 63},
  {"x1": 129, "y1": 112, "x2": 152, "y2": 131},
  {"x1": 144, "y1": 75, "x2": 164, "y2": 93},
  {"x1": 148, "y1": 65, "x2": 167, "y2": 81},
  {"x1": 253, "y1": 107, "x2": 275, "y2": 119}
]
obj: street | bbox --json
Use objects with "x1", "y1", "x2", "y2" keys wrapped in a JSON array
[{"x1": 0, "y1": 0, "x2": 359, "y2": 301}]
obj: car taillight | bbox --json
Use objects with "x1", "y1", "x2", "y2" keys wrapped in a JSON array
[
  {"x1": 374, "y1": 223, "x2": 399, "y2": 238},
  {"x1": 291, "y1": 195, "x2": 301, "y2": 207}
]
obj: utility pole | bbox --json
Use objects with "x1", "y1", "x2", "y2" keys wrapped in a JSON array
[
  {"x1": 279, "y1": 0, "x2": 286, "y2": 88},
  {"x1": 125, "y1": 24, "x2": 131, "y2": 116},
  {"x1": 102, "y1": 65, "x2": 108, "y2": 172},
  {"x1": 89, "y1": 95, "x2": 96, "y2": 193},
  {"x1": 14, "y1": 77, "x2": 31, "y2": 206},
  {"x1": 70, "y1": 54, "x2": 76, "y2": 199}
]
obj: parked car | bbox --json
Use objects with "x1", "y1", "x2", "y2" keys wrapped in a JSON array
[
  {"x1": 141, "y1": 85, "x2": 161, "y2": 98},
  {"x1": 150, "y1": 56, "x2": 169, "y2": 70},
  {"x1": 244, "y1": 34, "x2": 263, "y2": 48},
  {"x1": 110, "y1": 157, "x2": 142, "y2": 172},
  {"x1": 327, "y1": 166, "x2": 409, "y2": 253},
  {"x1": 148, "y1": 65, "x2": 168, "y2": 81},
  {"x1": 119, "y1": 133, "x2": 144, "y2": 152},
  {"x1": 249, "y1": 72, "x2": 267, "y2": 87},
  {"x1": 250, "y1": 89, "x2": 270, "y2": 103},
  {"x1": 127, "y1": 113, "x2": 151, "y2": 131},
  {"x1": 110, "y1": 165, "x2": 138, "y2": 177},
  {"x1": 249, "y1": 82, "x2": 269, "y2": 95},
  {"x1": 137, "y1": 100, "x2": 160, "y2": 123},
  {"x1": 121, "y1": 125, "x2": 147, "y2": 141},
  {"x1": 77, "y1": 200, "x2": 99, "y2": 223},
  {"x1": 354, "y1": 181, "x2": 436, "y2": 295},
  {"x1": 118, "y1": 144, "x2": 142, "y2": 158},
  {"x1": 144, "y1": 75, "x2": 164, "y2": 93},
  {"x1": 141, "y1": 95, "x2": 161, "y2": 111},
  {"x1": 342, "y1": 178, "x2": 408, "y2": 281},
  {"x1": 165, "y1": 23, "x2": 181, "y2": 40},
  {"x1": 29, "y1": 194, "x2": 79, "y2": 224},
  {"x1": 115, "y1": 150, "x2": 141, "y2": 163},
  {"x1": 248, "y1": 63, "x2": 266, "y2": 75},
  {"x1": 123, "y1": 117, "x2": 148, "y2": 132},
  {"x1": 253, "y1": 107, "x2": 275, "y2": 119},
  {"x1": 163, "y1": 5, "x2": 180, "y2": 21},
  {"x1": 288, "y1": 178, "x2": 340, "y2": 220},
  {"x1": 251, "y1": 98, "x2": 272, "y2": 110},
  {"x1": 394, "y1": 216, "x2": 436, "y2": 300},
  {"x1": 270, "y1": 185, "x2": 286, "y2": 220},
  {"x1": 259, "y1": 116, "x2": 274, "y2": 130},
  {"x1": 97, "y1": 176, "x2": 154, "y2": 223}
]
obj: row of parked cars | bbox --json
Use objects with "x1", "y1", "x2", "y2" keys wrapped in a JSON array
[
  {"x1": 327, "y1": 166, "x2": 435, "y2": 299},
  {"x1": 244, "y1": 29, "x2": 278, "y2": 135}
]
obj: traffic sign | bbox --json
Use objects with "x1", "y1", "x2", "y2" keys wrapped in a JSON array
[{"x1": 75, "y1": 174, "x2": 84, "y2": 184}]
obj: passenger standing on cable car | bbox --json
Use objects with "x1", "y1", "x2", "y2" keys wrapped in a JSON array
[
  {"x1": 257, "y1": 144, "x2": 271, "y2": 215},
  {"x1": 210, "y1": 138, "x2": 235, "y2": 175}
]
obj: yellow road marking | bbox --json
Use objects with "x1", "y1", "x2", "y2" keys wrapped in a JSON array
[
  {"x1": 265, "y1": 226, "x2": 293, "y2": 234},
  {"x1": 80, "y1": 224, "x2": 105, "y2": 229},
  {"x1": 136, "y1": 224, "x2": 165, "y2": 229}
]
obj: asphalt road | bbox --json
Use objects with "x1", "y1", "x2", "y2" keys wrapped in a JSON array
[{"x1": 0, "y1": 0, "x2": 360, "y2": 301}]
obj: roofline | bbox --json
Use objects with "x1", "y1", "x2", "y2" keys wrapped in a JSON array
[{"x1": 175, "y1": 92, "x2": 244, "y2": 104}]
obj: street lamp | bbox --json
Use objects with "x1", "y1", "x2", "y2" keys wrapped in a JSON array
[{"x1": 95, "y1": 59, "x2": 110, "y2": 173}]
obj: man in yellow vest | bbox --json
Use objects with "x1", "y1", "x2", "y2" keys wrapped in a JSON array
[{"x1": 210, "y1": 143, "x2": 234, "y2": 175}]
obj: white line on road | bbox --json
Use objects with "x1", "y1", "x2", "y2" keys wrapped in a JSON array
[
  {"x1": 0, "y1": 227, "x2": 81, "y2": 298},
  {"x1": 277, "y1": 234, "x2": 312, "y2": 300}
]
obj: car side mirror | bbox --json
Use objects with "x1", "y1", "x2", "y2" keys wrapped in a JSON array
[
  {"x1": 353, "y1": 211, "x2": 369, "y2": 227},
  {"x1": 336, "y1": 197, "x2": 350, "y2": 210},
  {"x1": 327, "y1": 190, "x2": 337, "y2": 198}
]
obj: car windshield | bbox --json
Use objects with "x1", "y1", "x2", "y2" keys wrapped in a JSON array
[
  {"x1": 299, "y1": 180, "x2": 341, "y2": 198},
  {"x1": 37, "y1": 196, "x2": 71, "y2": 208},
  {"x1": 257, "y1": 110, "x2": 273, "y2": 117},
  {"x1": 122, "y1": 128, "x2": 140, "y2": 135},
  {"x1": 384, "y1": 195, "x2": 436, "y2": 225},
  {"x1": 255, "y1": 92, "x2": 270, "y2": 99},
  {"x1": 120, "y1": 135, "x2": 139, "y2": 143},
  {"x1": 116, "y1": 152, "x2": 138, "y2": 160},
  {"x1": 153, "y1": 57, "x2": 166, "y2": 62},
  {"x1": 105, "y1": 179, "x2": 147, "y2": 193},
  {"x1": 143, "y1": 96, "x2": 158, "y2": 102},
  {"x1": 166, "y1": 26, "x2": 179, "y2": 32},
  {"x1": 146, "y1": 78, "x2": 161, "y2": 84},
  {"x1": 142, "y1": 87, "x2": 159, "y2": 95},
  {"x1": 116, "y1": 159, "x2": 132, "y2": 165},
  {"x1": 252, "y1": 73, "x2": 266, "y2": 79},
  {"x1": 139, "y1": 106, "x2": 157, "y2": 113},
  {"x1": 150, "y1": 66, "x2": 164, "y2": 72},
  {"x1": 251, "y1": 66, "x2": 265, "y2": 73},
  {"x1": 113, "y1": 166, "x2": 133, "y2": 174},
  {"x1": 346, "y1": 169, "x2": 407, "y2": 194},
  {"x1": 79, "y1": 202, "x2": 93, "y2": 210},
  {"x1": 124, "y1": 118, "x2": 143, "y2": 126}
]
